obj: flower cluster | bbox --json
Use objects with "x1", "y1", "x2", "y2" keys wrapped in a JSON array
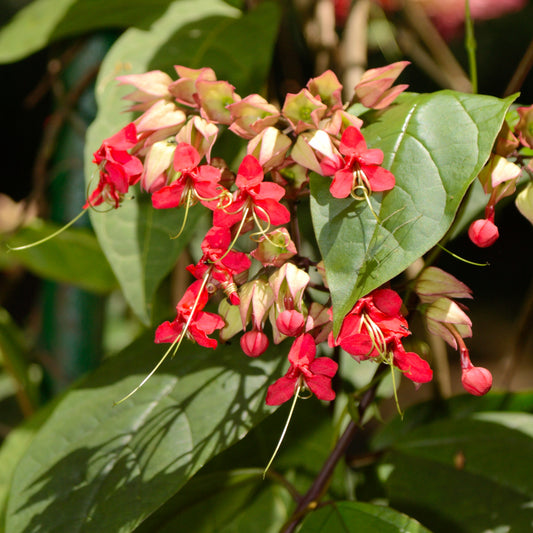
[{"x1": 84, "y1": 63, "x2": 493, "y2": 408}]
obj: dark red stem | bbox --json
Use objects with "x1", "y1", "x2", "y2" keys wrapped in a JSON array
[{"x1": 281, "y1": 364, "x2": 385, "y2": 533}]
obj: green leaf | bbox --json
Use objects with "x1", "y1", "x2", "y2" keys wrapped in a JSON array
[
  {"x1": 0, "y1": 0, "x2": 175, "y2": 63},
  {"x1": 2, "y1": 221, "x2": 117, "y2": 293},
  {"x1": 137, "y1": 469, "x2": 291, "y2": 532},
  {"x1": 6, "y1": 334, "x2": 284, "y2": 533},
  {"x1": 298, "y1": 501, "x2": 431, "y2": 532},
  {"x1": 85, "y1": 0, "x2": 280, "y2": 325},
  {"x1": 0, "y1": 399, "x2": 58, "y2": 529},
  {"x1": 372, "y1": 391, "x2": 533, "y2": 450},
  {"x1": 311, "y1": 91, "x2": 515, "y2": 332},
  {"x1": 378, "y1": 411, "x2": 533, "y2": 532}
]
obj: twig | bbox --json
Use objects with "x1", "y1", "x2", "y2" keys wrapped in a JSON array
[
  {"x1": 28, "y1": 59, "x2": 100, "y2": 216},
  {"x1": 504, "y1": 38, "x2": 533, "y2": 96},
  {"x1": 463, "y1": 0, "x2": 478, "y2": 93},
  {"x1": 281, "y1": 364, "x2": 385, "y2": 533}
]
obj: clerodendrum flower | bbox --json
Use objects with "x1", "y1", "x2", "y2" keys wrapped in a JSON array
[
  {"x1": 155, "y1": 279, "x2": 224, "y2": 349},
  {"x1": 151, "y1": 142, "x2": 224, "y2": 210},
  {"x1": 331, "y1": 288, "x2": 433, "y2": 385},
  {"x1": 85, "y1": 123, "x2": 143, "y2": 209},
  {"x1": 213, "y1": 155, "x2": 290, "y2": 230},
  {"x1": 186, "y1": 226, "x2": 251, "y2": 304},
  {"x1": 322, "y1": 126, "x2": 395, "y2": 200},
  {"x1": 266, "y1": 333, "x2": 338, "y2": 405}
]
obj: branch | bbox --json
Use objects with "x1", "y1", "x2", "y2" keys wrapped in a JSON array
[{"x1": 281, "y1": 364, "x2": 386, "y2": 532}]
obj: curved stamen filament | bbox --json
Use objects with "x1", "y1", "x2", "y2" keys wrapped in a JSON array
[
  {"x1": 114, "y1": 268, "x2": 212, "y2": 405},
  {"x1": 361, "y1": 314, "x2": 387, "y2": 357},
  {"x1": 351, "y1": 170, "x2": 380, "y2": 223},
  {"x1": 216, "y1": 206, "x2": 251, "y2": 264},
  {"x1": 250, "y1": 208, "x2": 275, "y2": 244},
  {"x1": 170, "y1": 188, "x2": 193, "y2": 240},
  {"x1": 7, "y1": 209, "x2": 88, "y2": 251},
  {"x1": 194, "y1": 188, "x2": 232, "y2": 206},
  {"x1": 263, "y1": 383, "x2": 302, "y2": 478}
]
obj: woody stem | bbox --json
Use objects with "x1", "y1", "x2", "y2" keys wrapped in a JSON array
[{"x1": 281, "y1": 364, "x2": 386, "y2": 533}]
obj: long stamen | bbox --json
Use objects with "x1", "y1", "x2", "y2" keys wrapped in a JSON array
[
  {"x1": 216, "y1": 206, "x2": 250, "y2": 263},
  {"x1": 170, "y1": 188, "x2": 193, "y2": 240},
  {"x1": 7, "y1": 210, "x2": 88, "y2": 251},
  {"x1": 351, "y1": 170, "x2": 380, "y2": 222},
  {"x1": 263, "y1": 383, "x2": 302, "y2": 478},
  {"x1": 114, "y1": 268, "x2": 212, "y2": 405},
  {"x1": 250, "y1": 207, "x2": 276, "y2": 245}
]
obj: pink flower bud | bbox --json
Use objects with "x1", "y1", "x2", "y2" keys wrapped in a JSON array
[
  {"x1": 228, "y1": 94, "x2": 280, "y2": 140},
  {"x1": 196, "y1": 79, "x2": 241, "y2": 125},
  {"x1": 240, "y1": 330, "x2": 269, "y2": 357},
  {"x1": 468, "y1": 218, "x2": 499, "y2": 248},
  {"x1": 277, "y1": 310, "x2": 305, "y2": 337},
  {"x1": 354, "y1": 61, "x2": 410, "y2": 109},
  {"x1": 250, "y1": 228, "x2": 297, "y2": 267},
  {"x1": 282, "y1": 89, "x2": 327, "y2": 134},
  {"x1": 461, "y1": 366, "x2": 492, "y2": 396},
  {"x1": 307, "y1": 70, "x2": 343, "y2": 111},
  {"x1": 516, "y1": 104, "x2": 533, "y2": 149},
  {"x1": 247, "y1": 127, "x2": 292, "y2": 172},
  {"x1": 141, "y1": 139, "x2": 175, "y2": 193}
]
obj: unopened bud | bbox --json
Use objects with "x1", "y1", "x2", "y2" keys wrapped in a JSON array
[
  {"x1": 461, "y1": 366, "x2": 492, "y2": 396},
  {"x1": 468, "y1": 218, "x2": 499, "y2": 248},
  {"x1": 240, "y1": 330, "x2": 269, "y2": 357},
  {"x1": 276, "y1": 310, "x2": 305, "y2": 337}
]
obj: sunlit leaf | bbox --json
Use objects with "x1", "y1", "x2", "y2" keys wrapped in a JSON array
[
  {"x1": 298, "y1": 501, "x2": 431, "y2": 532},
  {"x1": 6, "y1": 334, "x2": 284, "y2": 532},
  {"x1": 311, "y1": 91, "x2": 515, "y2": 332},
  {"x1": 376, "y1": 410, "x2": 533, "y2": 532}
]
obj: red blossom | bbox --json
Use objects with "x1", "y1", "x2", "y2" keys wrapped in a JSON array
[
  {"x1": 85, "y1": 123, "x2": 143, "y2": 209},
  {"x1": 186, "y1": 226, "x2": 251, "y2": 304},
  {"x1": 322, "y1": 126, "x2": 395, "y2": 199},
  {"x1": 151, "y1": 143, "x2": 223, "y2": 210},
  {"x1": 332, "y1": 288, "x2": 432, "y2": 385},
  {"x1": 266, "y1": 334, "x2": 338, "y2": 405},
  {"x1": 213, "y1": 155, "x2": 290, "y2": 229},
  {"x1": 155, "y1": 280, "x2": 224, "y2": 349}
]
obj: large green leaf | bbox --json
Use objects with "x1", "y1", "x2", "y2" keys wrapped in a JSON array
[
  {"x1": 373, "y1": 391, "x2": 533, "y2": 450},
  {"x1": 85, "y1": 0, "x2": 280, "y2": 325},
  {"x1": 137, "y1": 469, "x2": 291, "y2": 532},
  {"x1": 0, "y1": 0, "x2": 175, "y2": 63},
  {"x1": 311, "y1": 91, "x2": 515, "y2": 332},
  {"x1": 298, "y1": 501, "x2": 431, "y2": 532},
  {"x1": 5, "y1": 334, "x2": 284, "y2": 533},
  {"x1": 377, "y1": 411, "x2": 533, "y2": 532},
  {"x1": 2, "y1": 221, "x2": 117, "y2": 293}
]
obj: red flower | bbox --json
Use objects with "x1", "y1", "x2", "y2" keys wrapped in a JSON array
[
  {"x1": 85, "y1": 123, "x2": 143, "y2": 209},
  {"x1": 213, "y1": 155, "x2": 290, "y2": 229},
  {"x1": 186, "y1": 226, "x2": 251, "y2": 304},
  {"x1": 322, "y1": 126, "x2": 395, "y2": 199},
  {"x1": 155, "y1": 280, "x2": 224, "y2": 349},
  {"x1": 266, "y1": 334, "x2": 338, "y2": 405},
  {"x1": 151, "y1": 143, "x2": 223, "y2": 210},
  {"x1": 332, "y1": 288, "x2": 432, "y2": 385}
]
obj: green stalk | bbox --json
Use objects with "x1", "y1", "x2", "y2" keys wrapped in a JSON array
[{"x1": 464, "y1": 0, "x2": 478, "y2": 93}]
